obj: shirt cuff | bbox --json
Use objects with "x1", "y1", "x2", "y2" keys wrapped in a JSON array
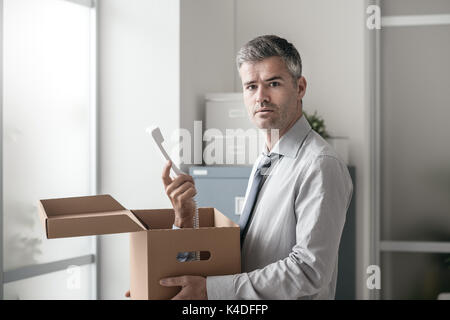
[{"x1": 206, "y1": 275, "x2": 236, "y2": 300}]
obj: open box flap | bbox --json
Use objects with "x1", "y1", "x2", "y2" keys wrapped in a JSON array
[
  {"x1": 38, "y1": 194, "x2": 147, "y2": 239},
  {"x1": 130, "y1": 207, "x2": 239, "y2": 230}
]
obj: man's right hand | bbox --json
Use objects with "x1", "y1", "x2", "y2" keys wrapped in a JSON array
[{"x1": 162, "y1": 160, "x2": 197, "y2": 228}]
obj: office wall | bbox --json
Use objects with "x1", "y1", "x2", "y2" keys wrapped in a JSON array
[
  {"x1": 97, "y1": 0, "x2": 179, "y2": 299},
  {"x1": 234, "y1": 0, "x2": 371, "y2": 299},
  {"x1": 180, "y1": 0, "x2": 236, "y2": 168}
]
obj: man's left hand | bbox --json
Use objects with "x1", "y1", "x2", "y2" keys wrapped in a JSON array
[{"x1": 159, "y1": 275, "x2": 207, "y2": 300}]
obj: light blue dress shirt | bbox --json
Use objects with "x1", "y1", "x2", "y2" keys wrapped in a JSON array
[{"x1": 206, "y1": 114, "x2": 353, "y2": 299}]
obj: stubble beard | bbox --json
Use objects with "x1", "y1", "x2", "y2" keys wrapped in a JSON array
[{"x1": 253, "y1": 103, "x2": 289, "y2": 132}]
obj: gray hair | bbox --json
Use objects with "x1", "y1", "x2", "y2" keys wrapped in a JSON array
[{"x1": 236, "y1": 35, "x2": 302, "y2": 81}]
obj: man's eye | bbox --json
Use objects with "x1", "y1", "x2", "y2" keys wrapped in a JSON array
[
  {"x1": 246, "y1": 85, "x2": 256, "y2": 91},
  {"x1": 269, "y1": 82, "x2": 280, "y2": 87}
]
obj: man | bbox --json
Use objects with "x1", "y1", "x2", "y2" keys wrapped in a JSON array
[{"x1": 129, "y1": 35, "x2": 353, "y2": 299}]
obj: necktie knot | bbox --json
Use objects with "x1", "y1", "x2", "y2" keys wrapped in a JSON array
[{"x1": 257, "y1": 153, "x2": 277, "y2": 175}]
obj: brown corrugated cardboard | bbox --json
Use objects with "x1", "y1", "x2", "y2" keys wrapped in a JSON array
[
  {"x1": 130, "y1": 208, "x2": 240, "y2": 299},
  {"x1": 38, "y1": 194, "x2": 147, "y2": 238},
  {"x1": 38, "y1": 194, "x2": 241, "y2": 300}
]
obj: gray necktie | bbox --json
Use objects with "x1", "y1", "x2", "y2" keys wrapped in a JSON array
[{"x1": 239, "y1": 153, "x2": 277, "y2": 247}]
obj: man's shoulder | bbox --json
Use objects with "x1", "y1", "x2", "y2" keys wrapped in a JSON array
[
  {"x1": 295, "y1": 132, "x2": 352, "y2": 191},
  {"x1": 298, "y1": 130, "x2": 345, "y2": 166}
]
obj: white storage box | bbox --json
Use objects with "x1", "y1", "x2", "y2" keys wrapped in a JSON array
[{"x1": 205, "y1": 93, "x2": 262, "y2": 165}]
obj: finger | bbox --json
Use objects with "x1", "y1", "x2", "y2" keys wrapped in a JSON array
[
  {"x1": 160, "y1": 276, "x2": 187, "y2": 287},
  {"x1": 165, "y1": 176, "x2": 194, "y2": 196},
  {"x1": 167, "y1": 174, "x2": 194, "y2": 192},
  {"x1": 179, "y1": 187, "x2": 197, "y2": 202},
  {"x1": 171, "y1": 291, "x2": 188, "y2": 300},
  {"x1": 169, "y1": 182, "x2": 194, "y2": 201},
  {"x1": 173, "y1": 174, "x2": 195, "y2": 187},
  {"x1": 162, "y1": 160, "x2": 173, "y2": 187}
]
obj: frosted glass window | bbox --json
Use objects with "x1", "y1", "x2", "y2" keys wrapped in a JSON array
[
  {"x1": 381, "y1": 252, "x2": 450, "y2": 299},
  {"x1": 4, "y1": 264, "x2": 94, "y2": 300},
  {"x1": 380, "y1": 25, "x2": 450, "y2": 241},
  {"x1": 3, "y1": 0, "x2": 94, "y2": 274},
  {"x1": 381, "y1": 0, "x2": 450, "y2": 15}
]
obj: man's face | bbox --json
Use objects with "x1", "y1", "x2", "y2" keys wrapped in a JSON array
[{"x1": 239, "y1": 56, "x2": 306, "y2": 133}]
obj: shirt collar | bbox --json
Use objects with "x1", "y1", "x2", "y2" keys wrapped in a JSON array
[{"x1": 263, "y1": 114, "x2": 312, "y2": 158}]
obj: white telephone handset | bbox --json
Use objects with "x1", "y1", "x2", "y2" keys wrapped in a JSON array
[
  {"x1": 147, "y1": 126, "x2": 183, "y2": 177},
  {"x1": 146, "y1": 126, "x2": 200, "y2": 260}
]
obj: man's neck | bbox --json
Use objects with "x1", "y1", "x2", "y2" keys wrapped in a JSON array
[{"x1": 266, "y1": 111, "x2": 302, "y2": 152}]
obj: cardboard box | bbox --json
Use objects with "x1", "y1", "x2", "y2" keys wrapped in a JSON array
[{"x1": 38, "y1": 194, "x2": 241, "y2": 299}]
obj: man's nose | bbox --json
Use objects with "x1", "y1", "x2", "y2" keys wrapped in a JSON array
[{"x1": 255, "y1": 85, "x2": 270, "y2": 105}]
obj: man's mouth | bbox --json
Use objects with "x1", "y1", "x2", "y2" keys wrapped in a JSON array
[{"x1": 256, "y1": 108, "x2": 274, "y2": 114}]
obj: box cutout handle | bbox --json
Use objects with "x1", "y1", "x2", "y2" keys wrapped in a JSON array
[{"x1": 176, "y1": 251, "x2": 211, "y2": 262}]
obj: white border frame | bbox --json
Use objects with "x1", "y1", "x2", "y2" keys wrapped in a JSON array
[
  {"x1": 89, "y1": 0, "x2": 99, "y2": 300},
  {"x1": 380, "y1": 241, "x2": 450, "y2": 254},
  {"x1": 382, "y1": 14, "x2": 450, "y2": 27},
  {"x1": 365, "y1": 0, "x2": 381, "y2": 301}
]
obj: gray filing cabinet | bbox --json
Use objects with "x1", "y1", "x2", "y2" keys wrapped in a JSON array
[
  {"x1": 190, "y1": 166, "x2": 252, "y2": 223},
  {"x1": 190, "y1": 165, "x2": 356, "y2": 299}
]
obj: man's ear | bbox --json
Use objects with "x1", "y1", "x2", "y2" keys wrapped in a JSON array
[{"x1": 297, "y1": 76, "x2": 307, "y2": 100}]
